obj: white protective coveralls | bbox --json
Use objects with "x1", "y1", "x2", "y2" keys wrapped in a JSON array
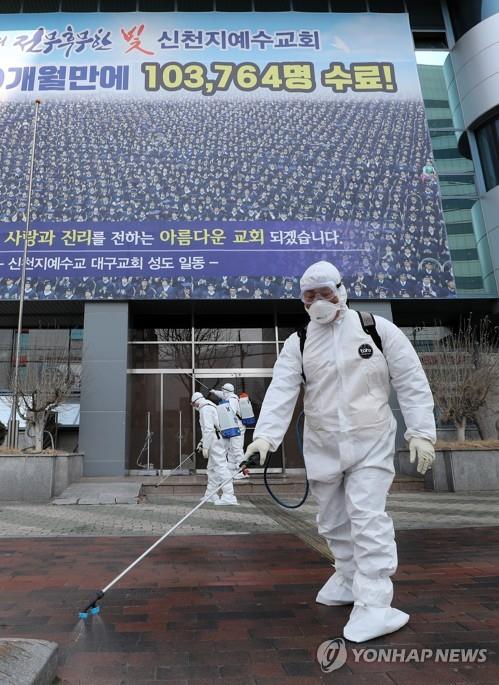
[
  {"x1": 211, "y1": 383, "x2": 247, "y2": 479},
  {"x1": 192, "y1": 393, "x2": 238, "y2": 506},
  {"x1": 249, "y1": 261, "x2": 436, "y2": 642}
]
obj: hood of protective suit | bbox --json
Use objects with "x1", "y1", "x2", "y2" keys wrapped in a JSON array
[
  {"x1": 191, "y1": 391, "x2": 204, "y2": 410},
  {"x1": 300, "y1": 261, "x2": 348, "y2": 321},
  {"x1": 222, "y1": 382, "x2": 234, "y2": 399}
]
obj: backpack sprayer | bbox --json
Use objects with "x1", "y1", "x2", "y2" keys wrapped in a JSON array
[
  {"x1": 216, "y1": 400, "x2": 241, "y2": 438},
  {"x1": 238, "y1": 392, "x2": 256, "y2": 427},
  {"x1": 192, "y1": 376, "x2": 256, "y2": 429}
]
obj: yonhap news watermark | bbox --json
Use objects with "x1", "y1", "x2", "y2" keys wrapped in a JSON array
[{"x1": 317, "y1": 638, "x2": 488, "y2": 673}]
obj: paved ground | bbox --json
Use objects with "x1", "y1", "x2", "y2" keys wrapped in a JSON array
[
  {"x1": 1, "y1": 490, "x2": 499, "y2": 684},
  {"x1": 0, "y1": 530, "x2": 498, "y2": 684},
  {"x1": 0, "y1": 491, "x2": 498, "y2": 537},
  {"x1": 0, "y1": 499, "x2": 281, "y2": 537}
]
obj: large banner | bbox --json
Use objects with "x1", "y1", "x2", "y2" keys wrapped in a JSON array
[{"x1": 0, "y1": 12, "x2": 455, "y2": 300}]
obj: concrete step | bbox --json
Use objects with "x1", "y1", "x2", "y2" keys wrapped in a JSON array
[
  {"x1": 53, "y1": 481, "x2": 141, "y2": 505},
  {"x1": 0, "y1": 639, "x2": 58, "y2": 685},
  {"x1": 142, "y1": 473, "x2": 424, "y2": 502},
  {"x1": 390, "y1": 474, "x2": 426, "y2": 492},
  {"x1": 142, "y1": 474, "x2": 307, "y2": 501}
]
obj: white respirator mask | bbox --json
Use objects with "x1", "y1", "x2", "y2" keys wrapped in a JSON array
[{"x1": 307, "y1": 299, "x2": 341, "y2": 324}]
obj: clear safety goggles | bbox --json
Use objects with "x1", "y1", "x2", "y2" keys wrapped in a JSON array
[{"x1": 300, "y1": 283, "x2": 340, "y2": 305}]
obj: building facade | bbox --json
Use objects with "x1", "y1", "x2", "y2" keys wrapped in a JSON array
[{"x1": 0, "y1": 0, "x2": 498, "y2": 475}]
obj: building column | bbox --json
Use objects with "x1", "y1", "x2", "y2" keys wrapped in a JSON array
[{"x1": 79, "y1": 302, "x2": 129, "y2": 476}]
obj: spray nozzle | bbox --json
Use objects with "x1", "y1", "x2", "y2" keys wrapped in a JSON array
[{"x1": 78, "y1": 590, "x2": 105, "y2": 620}]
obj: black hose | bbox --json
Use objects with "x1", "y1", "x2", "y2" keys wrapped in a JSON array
[{"x1": 262, "y1": 410, "x2": 309, "y2": 509}]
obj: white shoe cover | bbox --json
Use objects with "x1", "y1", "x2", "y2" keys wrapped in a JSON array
[
  {"x1": 215, "y1": 495, "x2": 239, "y2": 506},
  {"x1": 316, "y1": 573, "x2": 354, "y2": 606},
  {"x1": 202, "y1": 493, "x2": 219, "y2": 504},
  {"x1": 343, "y1": 605, "x2": 409, "y2": 642}
]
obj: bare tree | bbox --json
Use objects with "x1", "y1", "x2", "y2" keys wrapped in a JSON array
[
  {"x1": 420, "y1": 317, "x2": 499, "y2": 441},
  {"x1": 9, "y1": 346, "x2": 79, "y2": 452},
  {"x1": 156, "y1": 327, "x2": 227, "y2": 393},
  {"x1": 146, "y1": 327, "x2": 250, "y2": 394}
]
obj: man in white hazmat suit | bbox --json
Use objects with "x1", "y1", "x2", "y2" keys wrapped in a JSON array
[
  {"x1": 244, "y1": 261, "x2": 436, "y2": 642},
  {"x1": 211, "y1": 383, "x2": 249, "y2": 480},
  {"x1": 191, "y1": 392, "x2": 238, "y2": 506}
]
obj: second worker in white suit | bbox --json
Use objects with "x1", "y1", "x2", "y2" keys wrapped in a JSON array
[
  {"x1": 191, "y1": 392, "x2": 238, "y2": 506},
  {"x1": 244, "y1": 260, "x2": 436, "y2": 642},
  {"x1": 210, "y1": 383, "x2": 248, "y2": 480}
]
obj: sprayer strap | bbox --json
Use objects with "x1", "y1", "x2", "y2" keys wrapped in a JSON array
[
  {"x1": 356, "y1": 311, "x2": 383, "y2": 354},
  {"x1": 296, "y1": 311, "x2": 383, "y2": 384},
  {"x1": 297, "y1": 326, "x2": 308, "y2": 384}
]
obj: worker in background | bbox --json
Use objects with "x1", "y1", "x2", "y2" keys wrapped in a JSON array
[
  {"x1": 211, "y1": 383, "x2": 249, "y2": 481},
  {"x1": 191, "y1": 391, "x2": 238, "y2": 506}
]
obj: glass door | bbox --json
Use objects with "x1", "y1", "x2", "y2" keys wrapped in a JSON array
[
  {"x1": 162, "y1": 373, "x2": 195, "y2": 474},
  {"x1": 128, "y1": 369, "x2": 305, "y2": 474},
  {"x1": 127, "y1": 373, "x2": 162, "y2": 473},
  {"x1": 127, "y1": 371, "x2": 195, "y2": 474}
]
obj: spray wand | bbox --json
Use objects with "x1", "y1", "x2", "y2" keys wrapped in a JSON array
[{"x1": 78, "y1": 463, "x2": 249, "y2": 620}]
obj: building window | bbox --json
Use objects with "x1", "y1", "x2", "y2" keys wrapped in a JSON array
[
  {"x1": 0, "y1": 328, "x2": 82, "y2": 438},
  {"x1": 475, "y1": 113, "x2": 499, "y2": 192},
  {"x1": 447, "y1": 0, "x2": 499, "y2": 42},
  {"x1": 406, "y1": 0, "x2": 445, "y2": 31},
  {"x1": 416, "y1": 50, "x2": 485, "y2": 294}
]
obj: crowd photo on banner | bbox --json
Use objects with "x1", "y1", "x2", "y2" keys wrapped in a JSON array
[{"x1": 0, "y1": 99, "x2": 452, "y2": 300}]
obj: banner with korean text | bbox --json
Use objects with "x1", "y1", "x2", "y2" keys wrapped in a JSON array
[{"x1": 0, "y1": 12, "x2": 454, "y2": 300}]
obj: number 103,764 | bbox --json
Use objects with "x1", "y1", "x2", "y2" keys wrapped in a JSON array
[{"x1": 141, "y1": 61, "x2": 316, "y2": 95}]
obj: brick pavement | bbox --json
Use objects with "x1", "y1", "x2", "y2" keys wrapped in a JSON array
[{"x1": 0, "y1": 529, "x2": 498, "y2": 684}]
